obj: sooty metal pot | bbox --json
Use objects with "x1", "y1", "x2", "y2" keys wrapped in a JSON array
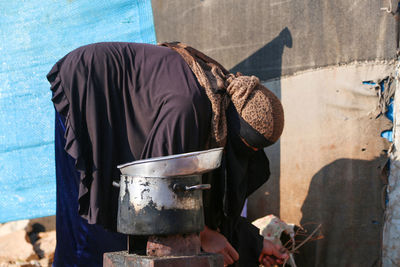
[
  {"x1": 117, "y1": 174, "x2": 208, "y2": 235},
  {"x1": 116, "y1": 148, "x2": 223, "y2": 236}
]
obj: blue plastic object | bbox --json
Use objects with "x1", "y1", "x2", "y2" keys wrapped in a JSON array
[
  {"x1": 362, "y1": 81, "x2": 394, "y2": 141},
  {"x1": 0, "y1": 0, "x2": 156, "y2": 223}
]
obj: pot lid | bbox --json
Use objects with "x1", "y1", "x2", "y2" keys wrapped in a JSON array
[{"x1": 117, "y1": 147, "x2": 224, "y2": 177}]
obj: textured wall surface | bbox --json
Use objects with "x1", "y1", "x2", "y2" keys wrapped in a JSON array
[
  {"x1": 152, "y1": 0, "x2": 396, "y2": 79},
  {"x1": 0, "y1": 0, "x2": 156, "y2": 222},
  {"x1": 251, "y1": 63, "x2": 391, "y2": 266},
  {"x1": 151, "y1": 1, "x2": 396, "y2": 265}
]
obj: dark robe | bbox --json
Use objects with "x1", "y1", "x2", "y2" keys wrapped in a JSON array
[
  {"x1": 53, "y1": 112, "x2": 127, "y2": 266},
  {"x1": 48, "y1": 42, "x2": 269, "y2": 266},
  {"x1": 203, "y1": 103, "x2": 271, "y2": 267},
  {"x1": 47, "y1": 42, "x2": 211, "y2": 229}
]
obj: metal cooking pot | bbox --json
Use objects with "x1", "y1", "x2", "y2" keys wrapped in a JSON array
[{"x1": 116, "y1": 148, "x2": 224, "y2": 235}]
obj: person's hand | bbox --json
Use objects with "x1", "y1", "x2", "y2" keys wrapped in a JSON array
[
  {"x1": 258, "y1": 239, "x2": 289, "y2": 267},
  {"x1": 200, "y1": 226, "x2": 239, "y2": 266}
]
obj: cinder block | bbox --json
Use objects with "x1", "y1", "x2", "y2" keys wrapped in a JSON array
[{"x1": 103, "y1": 251, "x2": 223, "y2": 267}]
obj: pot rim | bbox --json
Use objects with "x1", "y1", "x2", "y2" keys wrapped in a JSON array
[{"x1": 117, "y1": 147, "x2": 224, "y2": 177}]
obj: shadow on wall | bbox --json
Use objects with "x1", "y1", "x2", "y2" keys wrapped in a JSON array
[
  {"x1": 297, "y1": 158, "x2": 386, "y2": 267},
  {"x1": 230, "y1": 27, "x2": 293, "y2": 81},
  {"x1": 229, "y1": 27, "x2": 292, "y2": 220}
]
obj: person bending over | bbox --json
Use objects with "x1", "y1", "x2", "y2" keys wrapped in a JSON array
[{"x1": 47, "y1": 41, "x2": 286, "y2": 266}]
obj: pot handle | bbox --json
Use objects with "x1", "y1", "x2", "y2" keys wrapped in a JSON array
[{"x1": 173, "y1": 183, "x2": 211, "y2": 192}]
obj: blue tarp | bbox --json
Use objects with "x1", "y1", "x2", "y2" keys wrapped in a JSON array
[
  {"x1": 0, "y1": 0, "x2": 156, "y2": 223},
  {"x1": 362, "y1": 80, "x2": 394, "y2": 141}
]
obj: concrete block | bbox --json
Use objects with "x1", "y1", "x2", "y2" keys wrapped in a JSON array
[{"x1": 103, "y1": 251, "x2": 223, "y2": 267}]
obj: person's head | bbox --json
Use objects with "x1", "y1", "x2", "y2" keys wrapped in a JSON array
[
  {"x1": 226, "y1": 79, "x2": 284, "y2": 151},
  {"x1": 160, "y1": 42, "x2": 284, "y2": 148}
]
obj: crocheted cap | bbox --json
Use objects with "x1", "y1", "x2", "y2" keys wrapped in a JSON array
[{"x1": 226, "y1": 75, "x2": 284, "y2": 148}]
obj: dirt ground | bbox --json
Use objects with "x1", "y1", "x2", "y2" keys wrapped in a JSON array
[{"x1": 0, "y1": 216, "x2": 56, "y2": 267}]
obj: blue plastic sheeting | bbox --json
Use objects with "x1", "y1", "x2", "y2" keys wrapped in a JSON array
[
  {"x1": 0, "y1": 1, "x2": 156, "y2": 223},
  {"x1": 362, "y1": 81, "x2": 394, "y2": 142},
  {"x1": 382, "y1": 130, "x2": 393, "y2": 142},
  {"x1": 382, "y1": 80, "x2": 393, "y2": 142},
  {"x1": 381, "y1": 94, "x2": 393, "y2": 142},
  {"x1": 363, "y1": 80, "x2": 393, "y2": 206}
]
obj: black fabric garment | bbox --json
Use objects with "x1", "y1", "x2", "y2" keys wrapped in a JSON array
[
  {"x1": 238, "y1": 117, "x2": 274, "y2": 149},
  {"x1": 221, "y1": 217, "x2": 265, "y2": 267},
  {"x1": 47, "y1": 42, "x2": 211, "y2": 230},
  {"x1": 202, "y1": 141, "x2": 270, "y2": 267},
  {"x1": 203, "y1": 104, "x2": 271, "y2": 266}
]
